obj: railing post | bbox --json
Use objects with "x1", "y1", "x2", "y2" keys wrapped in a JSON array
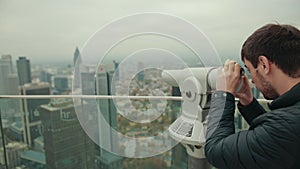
[{"x1": 0, "y1": 110, "x2": 8, "y2": 169}]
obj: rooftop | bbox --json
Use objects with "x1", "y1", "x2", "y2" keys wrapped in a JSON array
[
  {"x1": 20, "y1": 150, "x2": 46, "y2": 164},
  {"x1": 10, "y1": 121, "x2": 23, "y2": 132}
]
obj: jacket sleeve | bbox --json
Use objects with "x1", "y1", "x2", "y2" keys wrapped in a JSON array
[
  {"x1": 237, "y1": 98, "x2": 267, "y2": 125},
  {"x1": 204, "y1": 91, "x2": 297, "y2": 169}
]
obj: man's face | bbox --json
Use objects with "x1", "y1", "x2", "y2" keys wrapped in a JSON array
[{"x1": 244, "y1": 59, "x2": 279, "y2": 100}]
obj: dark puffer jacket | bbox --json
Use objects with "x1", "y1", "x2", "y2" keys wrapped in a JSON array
[{"x1": 205, "y1": 82, "x2": 300, "y2": 169}]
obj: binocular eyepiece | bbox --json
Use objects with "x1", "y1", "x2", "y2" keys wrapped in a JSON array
[{"x1": 240, "y1": 67, "x2": 245, "y2": 77}]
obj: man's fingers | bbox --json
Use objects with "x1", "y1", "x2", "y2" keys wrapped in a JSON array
[
  {"x1": 224, "y1": 59, "x2": 230, "y2": 71},
  {"x1": 234, "y1": 63, "x2": 242, "y2": 77},
  {"x1": 224, "y1": 59, "x2": 238, "y2": 74},
  {"x1": 223, "y1": 59, "x2": 243, "y2": 79},
  {"x1": 228, "y1": 60, "x2": 235, "y2": 72}
]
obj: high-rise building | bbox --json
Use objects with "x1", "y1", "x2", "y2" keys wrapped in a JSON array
[
  {"x1": 96, "y1": 67, "x2": 116, "y2": 153},
  {"x1": 0, "y1": 142, "x2": 28, "y2": 169},
  {"x1": 95, "y1": 65, "x2": 123, "y2": 169},
  {"x1": 0, "y1": 55, "x2": 15, "y2": 94},
  {"x1": 7, "y1": 74, "x2": 19, "y2": 95},
  {"x1": 16, "y1": 57, "x2": 31, "y2": 86},
  {"x1": 53, "y1": 75, "x2": 72, "y2": 94},
  {"x1": 20, "y1": 83, "x2": 50, "y2": 147},
  {"x1": 0, "y1": 55, "x2": 13, "y2": 73},
  {"x1": 39, "y1": 70, "x2": 52, "y2": 85},
  {"x1": 0, "y1": 55, "x2": 19, "y2": 113},
  {"x1": 81, "y1": 72, "x2": 96, "y2": 95},
  {"x1": 73, "y1": 47, "x2": 81, "y2": 66},
  {"x1": 73, "y1": 47, "x2": 82, "y2": 90},
  {"x1": 80, "y1": 64, "x2": 96, "y2": 95},
  {"x1": 113, "y1": 60, "x2": 119, "y2": 81},
  {"x1": 39, "y1": 99, "x2": 96, "y2": 169},
  {"x1": 7, "y1": 121, "x2": 23, "y2": 142}
]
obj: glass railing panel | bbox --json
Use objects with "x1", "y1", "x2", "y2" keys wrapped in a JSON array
[
  {"x1": 0, "y1": 96, "x2": 270, "y2": 169},
  {"x1": 0, "y1": 96, "x2": 187, "y2": 169}
]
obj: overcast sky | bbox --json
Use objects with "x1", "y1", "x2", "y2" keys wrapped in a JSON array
[{"x1": 0, "y1": 0, "x2": 299, "y2": 65}]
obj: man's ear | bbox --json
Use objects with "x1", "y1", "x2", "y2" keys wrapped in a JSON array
[{"x1": 258, "y1": 55, "x2": 271, "y2": 74}]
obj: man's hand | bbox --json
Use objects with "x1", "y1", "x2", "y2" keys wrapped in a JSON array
[
  {"x1": 235, "y1": 75, "x2": 253, "y2": 106},
  {"x1": 216, "y1": 59, "x2": 253, "y2": 105}
]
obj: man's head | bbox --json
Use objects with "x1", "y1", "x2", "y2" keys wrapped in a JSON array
[{"x1": 241, "y1": 23, "x2": 300, "y2": 99}]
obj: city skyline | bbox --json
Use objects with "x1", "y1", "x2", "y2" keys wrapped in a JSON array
[
  {"x1": 0, "y1": 1, "x2": 299, "y2": 168},
  {"x1": 0, "y1": 47, "x2": 264, "y2": 168},
  {"x1": 0, "y1": 56, "x2": 179, "y2": 168},
  {"x1": 0, "y1": 0, "x2": 299, "y2": 64}
]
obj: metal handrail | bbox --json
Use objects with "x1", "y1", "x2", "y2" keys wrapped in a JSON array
[
  {"x1": 0, "y1": 94, "x2": 270, "y2": 103},
  {"x1": 0, "y1": 95, "x2": 182, "y2": 100}
]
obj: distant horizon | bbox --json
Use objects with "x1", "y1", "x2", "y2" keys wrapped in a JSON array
[
  {"x1": 1, "y1": 0, "x2": 299, "y2": 64},
  {"x1": 5, "y1": 52, "x2": 242, "y2": 68}
]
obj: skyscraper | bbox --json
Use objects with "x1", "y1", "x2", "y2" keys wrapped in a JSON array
[
  {"x1": 16, "y1": 56, "x2": 31, "y2": 86},
  {"x1": 95, "y1": 65, "x2": 123, "y2": 169},
  {"x1": 39, "y1": 99, "x2": 96, "y2": 169},
  {"x1": 73, "y1": 47, "x2": 82, "y2": 90},
  {"x1": 39, "y1": 70, "x2": 52, "y2": 85},
  {"x1": 80, "y1": 64, "x2": 97, "y2": 95},
  {"x1": 96, "y1": 67, "x2": 116, "y2": 153},
  {"x1": 20, "y1": 82, "x2": 50, "y2": 147},
  {"x1": 81, "y1": 72, "x2": 96, "y2": 95},
  {"x1": 73, "y1": 47, "x2": 81, "y2": 66},
  {"x1": 0, "y1": 55, "x2": 19, "y2": 113},
  {"x1": 113, "y1": 60, "x2": 119, "y2": 81},
  {"x1": 53, "y1": 75, "x2": 72, "y2": 94},
  {"x1": 0, "y1": 54, "x2": 13, "y2": 74},
  {"x1": 7, "y1": 74, "x2": 19, "y2": 95},
  {"x1": 0, "y1": 55, "x2": 14, "y2": 94}
]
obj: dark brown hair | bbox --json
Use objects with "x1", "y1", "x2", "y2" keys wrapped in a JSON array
[{"x1": 241, "y1": 23, "x2": 300, "y2": 77}]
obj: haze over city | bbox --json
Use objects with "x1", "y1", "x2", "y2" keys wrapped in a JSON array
[{"x1": 1, "y1": 0, "x2": 299, "y2": 65}]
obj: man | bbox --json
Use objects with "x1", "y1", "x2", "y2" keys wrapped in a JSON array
[{"x1": 204, "y1": 23, "x2": 300, "y2": 169}]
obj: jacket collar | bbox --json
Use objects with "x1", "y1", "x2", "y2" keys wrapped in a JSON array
[{"x1": 268, "y1": 82, "x2": 300, "y2": 110}]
